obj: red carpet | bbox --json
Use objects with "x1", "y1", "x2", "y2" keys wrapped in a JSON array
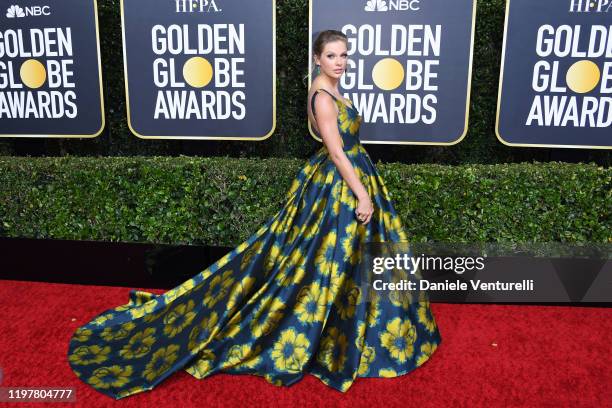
[{"x1": 0, "y1": 279, "x2": 610, "y2": 407}]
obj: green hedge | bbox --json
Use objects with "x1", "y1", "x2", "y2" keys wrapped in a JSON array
[{"x1": 1, "y1": 156, "x2": 609, "y2": 245}]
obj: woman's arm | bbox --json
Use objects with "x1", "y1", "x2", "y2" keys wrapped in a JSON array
[{"x1": 313, "y1": 93, "x2": 373, "y2": 224}]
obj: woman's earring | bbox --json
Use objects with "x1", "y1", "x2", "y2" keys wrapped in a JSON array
[{"x1": 315, "y1": 64, "x2": 320, "y2": 75}]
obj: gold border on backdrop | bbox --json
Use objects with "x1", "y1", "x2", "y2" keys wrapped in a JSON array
[
  {"x1": 308, "y1": 0, "x2": 477, "y2": 146},
  {"x1": 495, "y1": 0, "x2": 611, "y2": 149},
  {"x1": 121, "y1": 0, "x2": 276, "y2": 140},
  {"x1": 0, "y1": 0, "x2": 105, "y2": 138}
]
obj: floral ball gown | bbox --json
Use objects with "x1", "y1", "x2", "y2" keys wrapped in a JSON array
[{"x1": 67, "y1": 88, "x2": 442, "y2": 399}]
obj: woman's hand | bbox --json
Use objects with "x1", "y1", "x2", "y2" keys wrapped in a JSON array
[{"x1": 355, "y1": 194, "x2": 373, "y2": 224}]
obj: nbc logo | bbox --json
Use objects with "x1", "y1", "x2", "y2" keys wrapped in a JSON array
[
  {"x1": 6, "y1": 5, "x2": 25, "y2": 18},
  {"x1": 364, "y1": 0, "x2": 421, "y2": 12},
  {"x1": 5, "y1": 4, "x2": 51, "y2": 17}
]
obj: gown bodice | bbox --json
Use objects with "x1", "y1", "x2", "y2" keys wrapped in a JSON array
[{"x1": 310, "y1": 88, "x2": 363, "y2": 152}]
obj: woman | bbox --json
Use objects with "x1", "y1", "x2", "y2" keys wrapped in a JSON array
[{"x1": 67, "y1": 30, "x2": 441, "y2": 399}]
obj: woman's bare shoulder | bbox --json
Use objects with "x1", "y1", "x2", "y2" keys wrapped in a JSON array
[
  {"x1": 308, "y1": 78, "x2": 332, "y2": 97},
  {"x1": 308, "y1": 82, "x2": 338, "y2": 132},
  {"x1": 308, "y1": 82, "x2": 336, "y2": 111}
]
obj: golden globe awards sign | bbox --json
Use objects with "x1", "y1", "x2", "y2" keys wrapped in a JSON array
[
  {"x1": 121, "y1": 0, "x2": 276, "y2": 140},
  {"x1": 496, "y1": 0, "x2": 612, "y2": 149},
  {"x1": 309, "y1": 0, "x2": 476, "y2": 145},
  {"x1": 0, "y1": 0, "x2": 104, "y2": 138}
]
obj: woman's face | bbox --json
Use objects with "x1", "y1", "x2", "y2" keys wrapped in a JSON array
[{"x1": 315, "y1": 40, "x2": 348, "y2": 79}]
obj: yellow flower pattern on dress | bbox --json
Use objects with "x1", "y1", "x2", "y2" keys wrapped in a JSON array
[
  {"x1": 67, "y1": 87, "x2": 441, "y2": 399},
  {"x1": 223, "y1": 344, "x2": 263, "y2": 370},
  {"x1": 418, "y1": 296, "x2": 439, "y2": 334},
  {"x1": 330, "y1": 182, "x2": 342, "y2": 215},
  {"x1": 250, "y1": 296, "x2": 286, "y2": 337},
  {"x1": 295, "y1": 282, "x2": 328, "y2": 324},
  {"x1": 184, "y1": 349, "x2": 215, "y2": 379},
  {"x1": 142, "y1": 306, "x2": 166, "y2": 323},
  {"x1": 203, "y1": 270, "x2": 235, "y2": 309},
  {"x1": 128, "y1": 297, "x2": 159, "y2": 320},
  {"x1": 240, "y1": 241, "x2": 263, "y2": 272},
  {"x1": 87, "y1": 365, "x2": 133, "y2": 389},
  {"x1": 366, "y1": 292, "x2": 382, "y2": 327},
  {"x1": 187, "y1": 311, "x2": 219, "y2": 351},
  {"x1": 355, "y1": 321, "x2": 366, "y2": 351},
  {"x1": 91, "y1": 313, "x2": 114, "y2": 326},
  {"x1": 116, "y1": 385, "x2": 148, "y2": 399},
  {"x1": 163, "y1": 299, "x2": 197, "y2": 338},
  {"x1": 165, "y1": 278, "x2": 196, "y2": 303},
  {"x1": 73, "y1": 327, "x2": 93, "y2": 342},
  {"x1": 119, "y1": 328, "x2": 156, "y2": 360},
  {"x1": 327, "y1": 261, "x2": 345, "y2": 300},
  {"x1": 286, "y1": 224, "x2": 301, "y2": 245},
  {"x1": 378, "y1": 367, "x2": 398, "y2": 378},
  {"x1": 333, "y1": 277, "x2": 362, "y2": 320},
  {"x1": 69, "y1": 344, "x2": 111, "y2": 366},
  {"x1": 314, "y1": 230, "x2": 337, "y2": 274},
  {"x1": 143, "y1": 344, "x2": 180, "y2": 382},
  {"x1": 388, "y1": 270, "x2": 414, "y2": 310},
  {"x1": 275, "y1": 248, "x2": 306, "y2": 287},
  {"x1": 379, "y1": 317, "x2": 417, "y2": 364},
  {"x1": 271, "y1": 328, "x2": 310, "y2": 373},
  {"x1": 341, "y1": 220, "x2": 360, "y2": 265},
  {"x1": 316, "y1": 327, "x2": 348, "y2": 373},
  {"x1": 227, "y1": 276, "x2": 256, "y2": 312},
  {"x1": 263, "y1": 243, "x2": 282, "y2": 274},
  {"x1": 337, "y1": 99, "x2": 362, "y2": 136},
  {"x1": 100, "y1": 322, "x2": 136, "y2": 342},
  {"x1": 357, "y1": 345, "x2": 376, "y2": 375},
  {"x1": 416, "y1": 342, "x2": 438, "y2": 367},
  {"x1": 217, "y1": 310, "x2": 242, "y2": 339}
]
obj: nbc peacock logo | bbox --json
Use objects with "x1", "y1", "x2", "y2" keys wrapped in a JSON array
[
  {"x1": 6, "y1": 4, "x2": 26, "y2": 18},
  {"x1": 365, "y1": 0, "x2": 388, "y2": 11},
  {"x1": 364, "y1": 0, "x2": 421, "y2": 12}
]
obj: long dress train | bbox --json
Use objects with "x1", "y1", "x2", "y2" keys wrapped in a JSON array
[{"x1": 66, "y1": 88, "x2": 442, "y2": 399}]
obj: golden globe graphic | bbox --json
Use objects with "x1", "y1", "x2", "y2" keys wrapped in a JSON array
[
  {"x1": 19, "y1": 58, "x2": 47, "y2": 89},
  {"x1": 371, "y1": 58, "x2": 405, "y2": 91},
  {"x1": 182, "y1": 56, "x2": 214, "y2": 88},
  {"x1": 565, "y1": 60, "x2": 601, "y2": 94},
  {"x1": 309, "y1": 0, "x2": 476, "y2": 145},
  {"x1": 496, "y1": 0, "x2": 612, "y2": 149},
  {"x1": 0, "y1": 0, "x2": 105, "y2": 138},
  {"x1": 121, "y1": 0, "x2": 276, "y2": 140}
]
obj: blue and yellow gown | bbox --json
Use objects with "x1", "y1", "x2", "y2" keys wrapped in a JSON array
[{"x1": 67, "y1": 88, "x2": 442, "y2": 399}]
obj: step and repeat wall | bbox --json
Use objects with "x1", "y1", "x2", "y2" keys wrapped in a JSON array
[
  {"x1": 309, "y1": 0, "x2": 476, "y2": 145},
  {"x1": 0, "y1": 0, "x2": 104, "y2": 138},
  {"x1": 496, "y1": 0, "x2": 611, "y2": 149},
  {"x1": 0, "y1": 0, "x2": 610, "y2": 149},
  {"x1": 122, "y1": 0, "x2": 275, "y2": 140}
]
